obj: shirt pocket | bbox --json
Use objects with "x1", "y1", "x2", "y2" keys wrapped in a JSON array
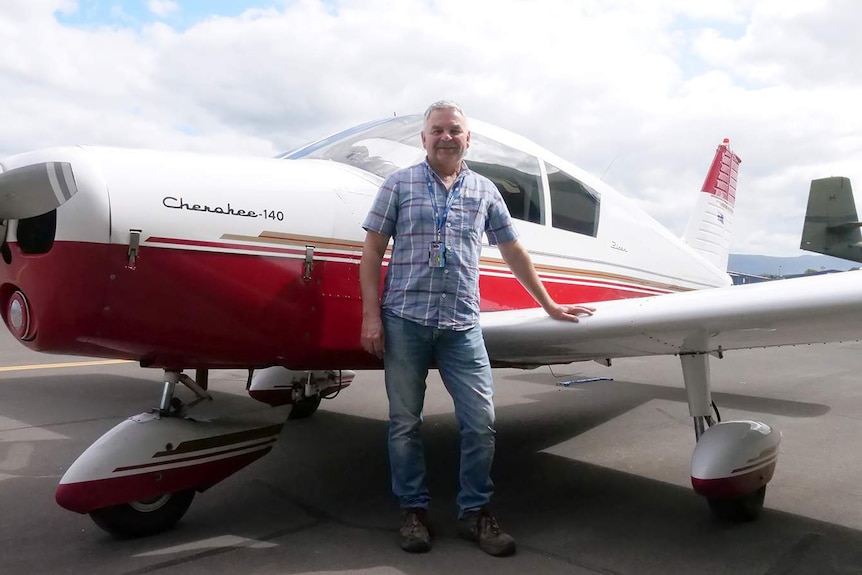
[{"x1": 457, "y1": 197, "x2": 486, "y2": 239}]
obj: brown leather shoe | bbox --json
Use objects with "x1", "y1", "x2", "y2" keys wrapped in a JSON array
[
  {"x1": 399, "y1": 508, "x2": 432, "y2": 553},
  {"x1": 457, "y1": 508, "x2": 516, "y2": 557}
]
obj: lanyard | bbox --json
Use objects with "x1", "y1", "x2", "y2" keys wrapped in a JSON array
[{"x1": 424, "y1": 163, "x2": 463, "y2": 240}]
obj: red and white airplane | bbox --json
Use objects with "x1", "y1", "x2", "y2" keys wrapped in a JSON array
[{"x1": 0, "y1": 114, "x2": 860, "y2": 538}]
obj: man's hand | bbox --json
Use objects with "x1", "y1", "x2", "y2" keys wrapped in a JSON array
[
  {"x1": 359, "y1": 230, "x2": 390, "y2": 358},
  {"x1": 498, "y1": 240, "x2": 596, "y2": 323},
  {"x1": 546, "y1": 303, "x2": 595, "y2": 323},
  {"x1": 361, "y1": 315, "x2": 385, "y2": 358}
]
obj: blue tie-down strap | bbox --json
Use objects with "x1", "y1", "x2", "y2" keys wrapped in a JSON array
[{"x1": 557, "y1": 377, "x2": 614, "y2": 387}]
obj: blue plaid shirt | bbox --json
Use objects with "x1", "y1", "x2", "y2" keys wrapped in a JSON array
[{"x1": 363, "y1": 160, "x2": 518, "y2": 330}]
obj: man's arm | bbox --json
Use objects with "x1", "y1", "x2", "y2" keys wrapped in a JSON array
[
  {"x1": 360, "y1": 230, "x2": 390, "y2": 357},
  {"x1": 497, "y1": 239, "x2": 594, "y2": 322}
]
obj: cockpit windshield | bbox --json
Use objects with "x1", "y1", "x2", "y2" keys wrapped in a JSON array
[
  {"x1": 279, "y1": 115, "x2": 426, "y2": 180},
  {"x1": 279, "y1": 114, "x2": 599, "y2": 236},
  {"x1": 280, "y1": 114, "x2": 548, "y2": 226}
]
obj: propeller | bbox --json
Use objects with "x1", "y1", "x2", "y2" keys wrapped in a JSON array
[{"x1": 0, "y1": 161, "x2": 77, "y2": 220}]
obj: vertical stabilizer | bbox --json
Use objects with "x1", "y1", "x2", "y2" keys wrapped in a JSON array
[
  {"x1": 683, "y1": 138, "x2": 741, "y2": 271},
  {"x1": 800, "y1": 177, "x2": 862, "y2": 262}
]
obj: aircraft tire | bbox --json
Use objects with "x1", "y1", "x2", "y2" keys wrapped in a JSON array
[
  {"x1": 89, "y1": 489, "x2": 196, "y2": 538},
  {"x1": 288, "y1": 395, "x2": 322, "y2": 420},
  {"x1": 707, "y1": 485, "x2": 766, "y2": 522}
]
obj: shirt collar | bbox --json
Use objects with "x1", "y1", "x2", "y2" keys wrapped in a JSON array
[{"x1": 423, "y1": 159, "x2": 471, "y2": 183}]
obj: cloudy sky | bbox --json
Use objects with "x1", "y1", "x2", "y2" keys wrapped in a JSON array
[{"x1": 2, "y1": 0, "x2": 861, "y2": 257}]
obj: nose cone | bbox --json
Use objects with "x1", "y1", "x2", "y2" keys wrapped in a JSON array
[{"x1": 0, "y1": 146, "x2": 113, "y2": 357}]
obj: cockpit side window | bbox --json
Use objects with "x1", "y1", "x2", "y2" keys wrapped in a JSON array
[
  {"x1": 546, "y1": 162, "x2": 600, "y2": 237},
  {"x1": 467, "y1": 134, "x2": 544, "y2": 225}
]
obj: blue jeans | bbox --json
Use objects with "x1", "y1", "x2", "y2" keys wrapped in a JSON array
[{"x1": 382, "y1": 312, "x2": 496, "y2": 518}]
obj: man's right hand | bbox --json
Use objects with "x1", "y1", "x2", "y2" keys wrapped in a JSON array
[
  {"x1": 359, "y1": 230, "x2": 389, "y2": 359},
  {"x1": 361, "y1": 315, "x2": 385, "y2": 358}
]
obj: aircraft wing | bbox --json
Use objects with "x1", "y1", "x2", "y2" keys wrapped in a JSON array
[{"x1": 482, "y1": 270, "x2": 862, "y2": 367}]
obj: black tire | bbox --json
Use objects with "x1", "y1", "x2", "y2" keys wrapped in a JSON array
[
  {"x1": 707, "y1": 485, "x2": 766, "y2": 522},
  {"x1": 288, "y1": 394, "x2": 322, "y2": 420},
  {"x1": 89, "y1": 490, "x2": 195, "y2": 538}
]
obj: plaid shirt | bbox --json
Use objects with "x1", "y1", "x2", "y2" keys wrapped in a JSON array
[{"x1": 363, "y1": 160, "x2": 518, "y2": 329}]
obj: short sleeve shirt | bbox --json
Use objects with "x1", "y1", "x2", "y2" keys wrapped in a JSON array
[{"x1": 362, "y1": 161, "x2": 518, "y2": 330}]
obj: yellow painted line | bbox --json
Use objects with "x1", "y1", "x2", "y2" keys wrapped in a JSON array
[{"x1": 0, "y1": 359, "x2": 133, "y2": 373}]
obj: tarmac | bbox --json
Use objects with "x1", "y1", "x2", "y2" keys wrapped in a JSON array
[{"x1": 0, "y1": 329, "x2": 861, "y2": 575}]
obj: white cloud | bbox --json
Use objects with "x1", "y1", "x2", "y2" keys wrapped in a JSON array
[
  {"x1": 147, "y1": 0, "x2": 180, "y2": 19},
  {"x1": 1, "y1": 0, "x2": 861, "y2": 256}
]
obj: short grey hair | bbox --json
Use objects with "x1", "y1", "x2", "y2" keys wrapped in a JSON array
[{"x1": 423, "y1": 100, "x2": 467, "y2": 123}]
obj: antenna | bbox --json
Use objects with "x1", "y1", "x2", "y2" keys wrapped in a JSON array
[{"x1": 601, "y1": 154, "x2": 619, "y2": 180}]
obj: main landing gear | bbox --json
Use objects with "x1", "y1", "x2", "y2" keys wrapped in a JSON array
[
  {"x1": 681, "y1": 353, "x2": 781, "y2": 522},
  {"x1": 55, "y1": 369, "x2": 290, "y2": 538},
  {"x1": 89, "y1": 490, "x2": 196, "y2": 538},
  {"x1": 56, "y1": 367, "x2": 356, "y2": 538},
  {"x1": 79, "y1": 371, "x2": 212, "y2": 537}
]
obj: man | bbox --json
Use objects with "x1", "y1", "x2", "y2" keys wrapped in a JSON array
[{"x1": 360, "y1": 100, "x2": 594, "y2": 556}]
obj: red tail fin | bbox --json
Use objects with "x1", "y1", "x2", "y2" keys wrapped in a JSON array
[
  {"x1": 683, "y1": 139, "x2": 743, "y2": 272},
  {"x1": 700, "y1": 138, "x2": 741, "y2": 208}
]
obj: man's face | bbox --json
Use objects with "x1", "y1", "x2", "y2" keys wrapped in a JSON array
[{"x1": 421, "y1": 108, "x2": 470, "y2": 171}]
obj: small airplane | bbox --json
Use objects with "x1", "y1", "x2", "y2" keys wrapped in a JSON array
[{"x1": 0, "y1": 113, "x2": 861, "y2": 539}]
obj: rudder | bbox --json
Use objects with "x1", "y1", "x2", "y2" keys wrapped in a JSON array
[
  {"x1": 800, "y1": 177, "x2": 862, "y2": 263},
  {"x1": 683, "y1": 138, "x2": 741, "y2": 271}
]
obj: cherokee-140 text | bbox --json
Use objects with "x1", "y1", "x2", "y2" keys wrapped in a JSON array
[{"x1": 162, "y1": 196, "x2": 284, "y2": 221}]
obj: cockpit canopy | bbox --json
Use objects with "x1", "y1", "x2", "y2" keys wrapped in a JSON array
[{"x1": 281, "y1": 114, "x2": 600, "y2": 237}]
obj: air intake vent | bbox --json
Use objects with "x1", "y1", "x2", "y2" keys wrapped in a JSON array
[{"x1": 18, "y1": 210, "x2": 56, "y2": 254}]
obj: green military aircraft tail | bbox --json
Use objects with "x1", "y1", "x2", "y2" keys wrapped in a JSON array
[{"x1": 800, "y1": 176, "x2": 862, "y2": 263}]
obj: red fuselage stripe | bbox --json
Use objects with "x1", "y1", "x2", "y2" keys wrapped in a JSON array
[{"x1": 4, "y1": 240, "x2": 678, "y2": 369}]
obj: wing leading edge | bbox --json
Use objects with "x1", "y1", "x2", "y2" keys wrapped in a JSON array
[{"x1": 482, "y1": 270, "x2": 862, "y2": 367}]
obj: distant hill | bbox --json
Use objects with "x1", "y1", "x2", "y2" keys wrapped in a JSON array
[{"x1": 728, "y1": 254, "x2": 860, "y2": 276}]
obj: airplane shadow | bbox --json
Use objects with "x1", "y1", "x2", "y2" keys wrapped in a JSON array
[{"x1": 169, "y1": 379, "x2": 856, "y2": 574}]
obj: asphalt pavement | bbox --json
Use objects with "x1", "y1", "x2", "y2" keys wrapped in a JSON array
[{"x1": 1, "y1": 330, "x2": 861, "y2": 575}]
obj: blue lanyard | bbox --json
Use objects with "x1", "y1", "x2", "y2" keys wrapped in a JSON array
[{"x1": 424, "y1": 163, "x2": 463, "y2": 240}]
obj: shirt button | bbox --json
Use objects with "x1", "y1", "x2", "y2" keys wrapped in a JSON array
[
  {"x1": 441, "y1": 293, "x2": 447, "y2": 299},
  {"x1": 444, "y1": 269, "x2": 449, "y2": 274},
  {"x1": 446, "y1": 222, "x2": 452, "y2": 227}
]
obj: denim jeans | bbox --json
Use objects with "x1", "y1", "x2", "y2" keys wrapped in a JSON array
[{"x1": 382, "y1": 312, "x2": 496, "y2": 518}]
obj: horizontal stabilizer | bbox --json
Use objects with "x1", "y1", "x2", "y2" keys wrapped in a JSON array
[
  {"x1": 800, "y1": 177, "x2": 862, "y2": 263},
  {"x1": 0, "y1": 161, "x2": 78, "y2": 220}
]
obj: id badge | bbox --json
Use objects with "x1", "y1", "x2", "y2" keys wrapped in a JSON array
[{"x1": 428, "y1": 241, "x2": 446, "y2": 268}]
